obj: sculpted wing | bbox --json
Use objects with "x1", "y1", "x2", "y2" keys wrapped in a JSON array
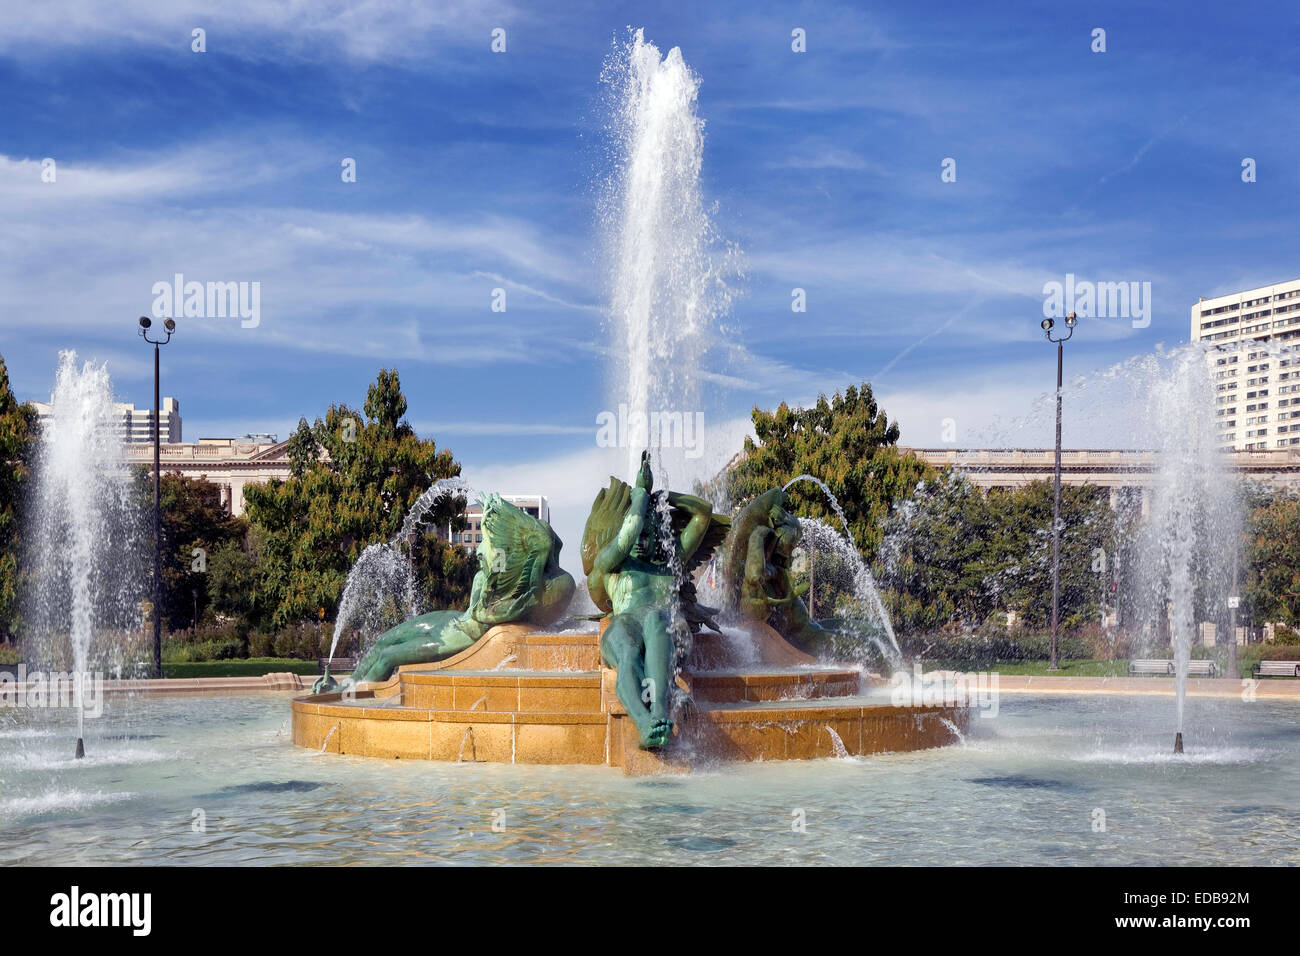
[
  {"x1": 479, "y1": 493, "x2": 551, "y2": 615},
  {"x1": 581, "y1": 477, "x2": 633, "y2": 613}
]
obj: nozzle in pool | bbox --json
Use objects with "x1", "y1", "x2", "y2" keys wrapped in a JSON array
[
  {"x1": 1173, "y1": 732, "x2": 1184, "y2": 755},
  {"x1": 74, "y1": 737, "x2": 85, "y2": 759}
]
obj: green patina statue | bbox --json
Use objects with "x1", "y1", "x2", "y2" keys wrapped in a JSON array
[
  {"x1": 582, "y1": 452, "x2": 729, "y2": 749},
  {"x1": 716, "y1": 487, "x2": 835, "y2": 657},
  {"x1": 313, "y1": 493, "x2": 575, "y2": 692}
]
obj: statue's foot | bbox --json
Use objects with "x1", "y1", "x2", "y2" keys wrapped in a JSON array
[{"x1": 638, "y1": 716, "x2": 674, "y2": 749}]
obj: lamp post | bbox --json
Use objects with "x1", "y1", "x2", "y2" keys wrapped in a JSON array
[
  {"x1": 138, "y1": 315, "x2": 176, "y2": 678},
  {"x1": 1041, "y1": 311, "x2": 1077, "y2": 671}
]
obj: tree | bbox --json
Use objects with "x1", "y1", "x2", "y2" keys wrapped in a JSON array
[
  {"x1": 875, "y1": 471, "x2": 985, "y2": 630},
  {"x1": 727, "y1": 384, "x2": 936, "y2": 555},
  {"x1": 0, "y1": 355, "x2": 36, "y2": 642},
  {"x1": 1244, "y1": 493, "x2": 1300, "y2": 625},
  {"x1": 876, "y1": 475, "x2": 1117, "y2": 631},
  {"x1": 205, "y1": 529, "x2": 262, "y2": 627},
  {"x1": 243, "y1": 369, "x2": 476, "y2": 630},
  {"x1": 156, "y1": 473, "x2": 247, "y2": 630}
]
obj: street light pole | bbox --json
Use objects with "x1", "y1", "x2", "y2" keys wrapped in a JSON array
[
  {"x1": 1041, "y1": 311, "x2": 1077, "y2": 671},
  {"x1": 138, "y1": 316, "x2": 176, "y2": 679}
]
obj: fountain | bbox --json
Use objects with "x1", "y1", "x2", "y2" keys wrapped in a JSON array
[
  {"x1": 291, "y1": 29, "x2": 968, "y2": 770},
  {"x1": 23, "y1": 352, "x2": 145, "y2": 759},
  {"x1": 293, "y1": 465, "x2": 968, "y2": 770},
  {"x1": 1136, "y1": 345, "x2": 1240, "y2": 754}
]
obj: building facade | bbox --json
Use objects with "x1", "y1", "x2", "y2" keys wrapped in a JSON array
[
  {"x1": 31, "y1": 396, "x2": 182, "y2": 443},
  {"x1": 123, "y1": 436, "x2": 290, "y2": 515},
  {"x1": 444, "y1": 495, "x2": 550, "y2": 548},
  {"x1": 906, "y1": 446, "x2": 1300, "y2": 507},
  {"x1": 1191, "y1": 276, "x2": 1300, "y2": 451}
]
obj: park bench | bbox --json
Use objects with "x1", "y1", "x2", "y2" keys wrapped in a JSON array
[
  {"x1": 1127, "y1": 659, "x2": 1218, "y2": 677},
  {"x1": 317, "y1": 657, "x2": 357, "y2": 673},
  {"x1": 1128, "y1": 659, "x2": 1174, "y2": 675},
  {"x1": 1252, "y1": 660, "x2": 1300, "y2": 679}
]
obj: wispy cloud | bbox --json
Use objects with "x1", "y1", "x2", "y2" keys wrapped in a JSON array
[{"x1": 0, "y1": 0, "x2": 521, "y2": 61}]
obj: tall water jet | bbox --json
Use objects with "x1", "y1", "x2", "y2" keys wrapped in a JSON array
[
  {"x1": 600, "y1": 28, "x2": 738, "y2": 482},
  {"x1": 1136, "y1": 345, "x2": 1240, "y2": 754},
  {"x1": 25, "y1": 352, "x2": 145, "y2": 757}
]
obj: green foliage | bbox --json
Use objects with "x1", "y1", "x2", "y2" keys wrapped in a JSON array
[
  {"x1": 154, "y1": 473, "x2": 247, "y2": 630},
  {"x1": 1269, "y1": 623, "x2": 1300, "y2": 645},
  {"x1": 243, "y1": 369, "x2": 475, "y2": 630},
  {"x1": 0, "y1": 355, "x2": 36, "y2": 642},
  {"x1": 1244, "y1": 495, "x2": 1300, "y2": 625},
  {"x1": 877, "y1": 473, "x2": 1119, "y2": 631},
  {"x1": 899, "y1": 628, "x2": 1092, "y2": 663},
  {"x1": 0, "y1": 642, "x2": 22, "y2": 665},
  {"x1": 204, "y1": 532, "x2": 262, "y2": 624},
  {"x1": 161, "y1": 658, "x2": 322, "y2": 678},
  {"x1": 727, "y1": 384, "x2": 935, "y2": 555}
]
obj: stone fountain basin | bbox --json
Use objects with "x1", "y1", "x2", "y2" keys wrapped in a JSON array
[{"x1": 293, "y1": 623, "x2": 968, "y2": 773}]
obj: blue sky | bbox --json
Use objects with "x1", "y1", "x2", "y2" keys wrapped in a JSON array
[{"x1": 3, "y1": 0, "x2": 1299, "y2": 550}]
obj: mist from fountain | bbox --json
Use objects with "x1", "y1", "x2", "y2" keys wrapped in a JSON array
[
  {"x1": 24, "y1": 352, "x2": 145, "y2": 755},
  {"x1": 783, "y1": 474, "x2": 902, "y2": 661},
  {"x1": 952, "y1": 341, "x2": 1243, "y2": 751},
  {"x1": 327, "y1": 477, "x2": 476, "y2": 664},
  {"x1": 796, "y1": 517, "x2": 902, "y2": 671}
]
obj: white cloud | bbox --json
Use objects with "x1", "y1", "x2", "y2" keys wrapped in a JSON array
[{"x1": 0, "y1": 0, "x2": 521, "y2": 61}]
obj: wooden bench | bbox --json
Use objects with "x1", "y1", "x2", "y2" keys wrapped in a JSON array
[
  {"x1": 1127, "y1": 659, "x2": 1218, "y2": 677},
  {"x1": 1253, "y1": 660, "x2": 1300, "y2": 679},
  {"x1": 317, "y1": 657, "x2": 357, "y2": 673},
  {"x1": 1128, "y1": 659, "x2": 1174, "y2": 675}
]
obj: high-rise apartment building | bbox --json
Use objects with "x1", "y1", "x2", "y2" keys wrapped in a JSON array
[
  {"x1": 1191, "y1": 277, "x2": 1300, "y2": 450},
  {"x1": 30, "y1": 396, "x2": 182, "y2": 443}
]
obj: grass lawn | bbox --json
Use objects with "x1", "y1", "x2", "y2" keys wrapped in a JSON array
[
  {"x1": 924, "y1": 659, "x2": 1132, "y2": 677},
  {"x1": 161, "y1": 658, "x2": 329, "y2": 679}
]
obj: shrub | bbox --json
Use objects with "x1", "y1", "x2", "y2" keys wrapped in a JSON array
[
  {"x1": 248, "y1": 629, "x2": 275, "y2": 658},
  {"x1": 1075, "y1": 623, "x2": 1140, "y2": 661},
  {"x1": 1269, "y1": 624, "x2": 1300, "y2": 645},
  {"x1": 1240, "y1": 644, "x2": 1300, "y2": 663},
  {"x1": 271, "y1": 622, "x2": 331, "y2": 660},
  {"x1": 900, "y1": 628, "x2": 1090, "y2": 663},
  {"x1": 161, "y1": 638, "x2": 243, "y2": 663},
  {"x1": 0, "y1": 643, "x2": 21, "y2": 666}
]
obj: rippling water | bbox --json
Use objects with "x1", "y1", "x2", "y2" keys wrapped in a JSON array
[{"x1": 0, "y1": 693, "x2": 1297, "y2": 865}]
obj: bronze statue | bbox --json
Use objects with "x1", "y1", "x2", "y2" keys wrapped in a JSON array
[
  {"x1": 582, "y1": 452, "x2": 728, "y2": 749},
  {"x1": 314, "y1": 493, "x2": 574, "y2": 692},
  {"x1": 716, "y1": 487, "x2": 835, "y2": 657}
]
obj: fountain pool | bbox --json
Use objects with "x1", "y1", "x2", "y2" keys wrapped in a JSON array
[{"x1": 1, "y1": 691, "x2": 1295, "y2": 865}]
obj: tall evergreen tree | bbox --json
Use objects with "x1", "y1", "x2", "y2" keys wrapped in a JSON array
[
  {"x1": 727, "y1": 384, "x2": 936, "y2": 555},
  {"x1": 244, "y1": 369, "x2": 474, "y2": 630}
]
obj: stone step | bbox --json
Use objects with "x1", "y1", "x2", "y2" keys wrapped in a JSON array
[
  {"x1": 399, "y1": 669, "x2": 604, "y2": 714},
  {"x1": 688, "y1": 667, "x2": 862, "y2": 703}
]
